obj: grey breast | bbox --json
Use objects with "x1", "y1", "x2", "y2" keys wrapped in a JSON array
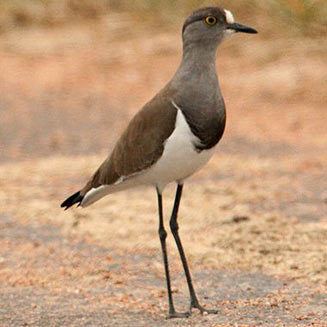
[
  {"x1": 170, "y1": 62, "x2": 226, "y2": 152},
  {"x1": 181, "y1": 99, "x2": 226, "y2": 151}
]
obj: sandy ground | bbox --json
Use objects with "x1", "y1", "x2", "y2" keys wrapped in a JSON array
[{"x1": 0, "y1": 14, "x2": 326, "y2": 326}]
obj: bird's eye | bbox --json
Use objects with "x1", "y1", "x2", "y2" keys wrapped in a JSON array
[{"x1": 204, "y1": 16, "x2": 217, "y2": 26}]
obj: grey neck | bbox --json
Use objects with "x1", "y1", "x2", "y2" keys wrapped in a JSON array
[
  {"x1": 168, "y1": 40, "x2": 226, "y2": 151},
  {"x1": 182, "y1": 40, "x2": 218, "y2": 69},
  {"x1": 170, "y1": 41, "x2": 222, "y2": 106}
]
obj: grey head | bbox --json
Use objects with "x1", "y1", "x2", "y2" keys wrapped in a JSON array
[
  {"x1": 168, "y1": 7, "x2": 257, "y2": 151},
  {"x1": 182, "y1": 6, "x2": 257, "y2": 49},
  {"x1": 171, "y1": 6, "x2": 258, "y2": 94},
  {"x1": 173, "y1": 7, "x2": 258, "y2": 78},
  {"x1": 172, "y1": 7, "x2": 258, "y2": 102}
]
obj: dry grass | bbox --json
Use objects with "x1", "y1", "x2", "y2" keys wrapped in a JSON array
[{"x1": 0, "y1": 0, "x2": 326, "y2": 36}]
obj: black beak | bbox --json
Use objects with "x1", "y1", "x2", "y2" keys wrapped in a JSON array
[{"x1": 227, "y1": 23, "x2": 258, "y2": 34}]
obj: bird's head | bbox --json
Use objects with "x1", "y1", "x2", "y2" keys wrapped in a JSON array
[{"x1": 182, "y1": 7, "x2": 257, "y2": 48}]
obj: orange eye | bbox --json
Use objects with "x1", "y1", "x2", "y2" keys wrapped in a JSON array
[{"x1": 205, "y1": 16, "x2": 217, "y2": 26}]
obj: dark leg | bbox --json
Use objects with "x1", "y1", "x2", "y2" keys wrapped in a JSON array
[
  {"x1": 156, "y1": 188, "x2": 190, "y2": 319},
  {"x1": 169, "y1": 184, "x2": 218, "y2": 315}
]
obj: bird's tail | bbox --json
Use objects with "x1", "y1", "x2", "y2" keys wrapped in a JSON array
[{"x1": 61, "y1": 191, "x2": 84, "y2": 210}]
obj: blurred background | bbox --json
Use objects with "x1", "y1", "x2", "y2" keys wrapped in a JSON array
[
  {"x1": 0, "y1": 1, "x2": 326, "y2": 325},
  {"x1": 0, "y1": 0, "x2": 326, "y2": 160}
]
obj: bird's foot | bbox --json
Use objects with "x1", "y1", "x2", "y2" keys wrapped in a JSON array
[
  {"x1": 190, "y1": 302, "x2": 218, "y2": 315},
  {"x1": 167, "y1": 310, "x2": 190, "y2": 319}
]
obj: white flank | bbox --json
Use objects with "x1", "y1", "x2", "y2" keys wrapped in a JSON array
[
  {"x1": 81, "y1": 185, "x2": 109, "y2": 207},
  {"x1": 141, "y1": 101, "x2": 215, "y2": 192},
  {"x1": 81, "y1": 177, "x2": 140, "y2": 207},
  {"x1": 224, "y1": 9, "x2": 235, "y2": 24},
  {"x1": 81, "y1": 100, "x2": 216, "y2": 205}
]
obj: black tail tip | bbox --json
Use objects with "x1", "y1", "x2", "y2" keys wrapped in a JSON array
[{"x1": 61, "y1": 191, "x2": 84, "y2": 210}]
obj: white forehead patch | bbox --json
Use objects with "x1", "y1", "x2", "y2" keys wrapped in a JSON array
[{"x1": 224, "y1": 9, "x2": 235, "y2": 24}]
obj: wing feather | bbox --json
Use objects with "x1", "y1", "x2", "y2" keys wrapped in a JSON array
[{"x1": 80, "y1": 92, "x2": 177, "y2": 195}]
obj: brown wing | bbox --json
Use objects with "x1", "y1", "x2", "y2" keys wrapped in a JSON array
[{"x1": 81, "y1": 92, "x2": 177, "y2": 195}]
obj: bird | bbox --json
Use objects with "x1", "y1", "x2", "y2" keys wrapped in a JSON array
[{"x1": 61, "y1": 6, "x2": 257, "y2": 319}]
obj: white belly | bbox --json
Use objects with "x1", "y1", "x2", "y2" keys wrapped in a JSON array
[
  {"x1": 140, "y1": 108, "x2": 215, "y2": 191},
  {"x1": 81, "y1": 108, "x2": 215, "y2": 207}
]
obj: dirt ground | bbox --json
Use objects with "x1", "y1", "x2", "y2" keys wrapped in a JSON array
[{"x1": 0, "y1": 13, "x2": 326, "y2": 327}]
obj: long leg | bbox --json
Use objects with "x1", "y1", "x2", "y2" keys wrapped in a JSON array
[
  {"x1": 156, "y1": 188, "x2": 190, "y2": 319},
  {"x1": 169, "y1": 183, "x2": 218, "y2": 315}
]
